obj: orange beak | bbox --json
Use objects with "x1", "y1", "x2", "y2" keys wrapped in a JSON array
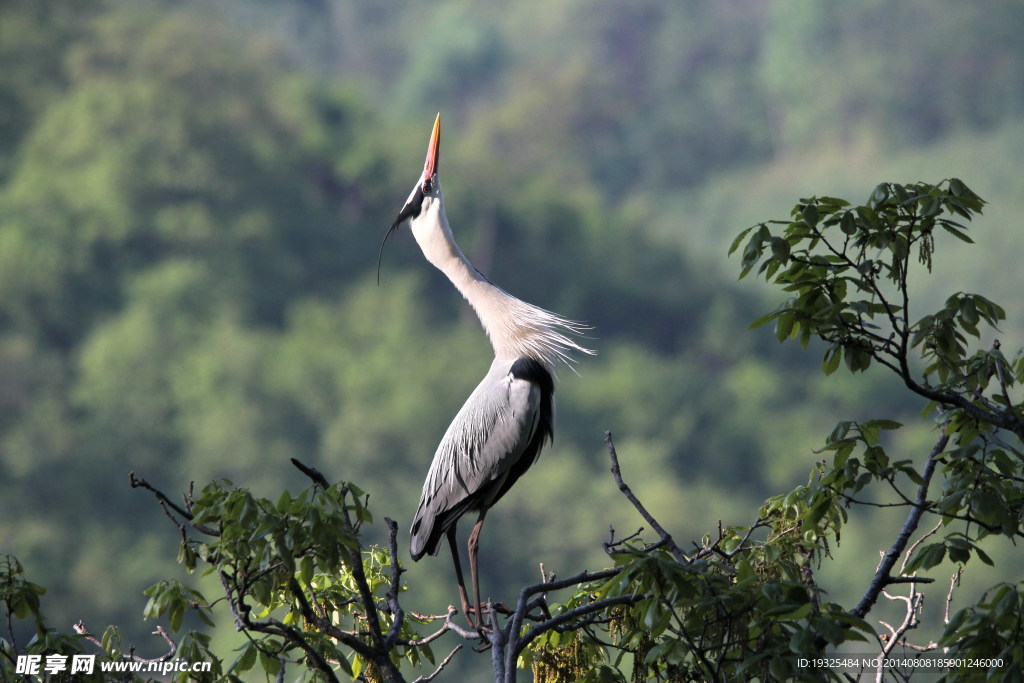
[{"x1": 421, "y1": 113, "x2": 440, "y2": 190}]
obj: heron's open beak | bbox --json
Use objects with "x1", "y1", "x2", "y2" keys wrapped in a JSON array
[{"x1": 421, "y1": 113, "x2": 440, "y2": 190}]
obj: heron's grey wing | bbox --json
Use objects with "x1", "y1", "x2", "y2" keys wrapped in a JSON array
[{"x1": 410, "y1": 359, "x2": 550, "y2": 559}]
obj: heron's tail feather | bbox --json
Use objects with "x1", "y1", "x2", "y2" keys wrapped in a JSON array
[
  {"x1": 410, "y1": 509, "x2": 430, "y2": 560},
  {"x1": 410, "y1": 498, "x2": 472, "y2": 560},
  {"x1": 410, "y1": 509, "x2": 444, "y2": 560}
]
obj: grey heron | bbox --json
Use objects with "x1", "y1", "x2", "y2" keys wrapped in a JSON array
[{"x1": 386, "y1": 114, "x2": 592, "y2": 629}]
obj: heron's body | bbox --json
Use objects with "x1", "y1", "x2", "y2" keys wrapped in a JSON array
[
  {"x1": 410, "y1": 355, "x2": 553, "y2": 560},
  {"x1": 388, "y1": 114, "x2": 590, "y2": 628}
]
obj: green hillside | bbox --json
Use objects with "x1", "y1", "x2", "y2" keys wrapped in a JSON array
[{"x1": 1, "y1": 1, "x2": 1022, "y2": 678}]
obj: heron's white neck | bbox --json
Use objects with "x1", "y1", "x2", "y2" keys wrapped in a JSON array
[{"x1": 409, "y1": 204, "x2": 590, "y2": 368}]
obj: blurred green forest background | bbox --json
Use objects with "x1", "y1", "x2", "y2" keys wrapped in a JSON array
[{"x1": 2, "y1": 0, "x2": 1023, "y2": 676}]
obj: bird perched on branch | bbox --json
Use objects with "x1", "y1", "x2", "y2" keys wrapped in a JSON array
[{"x1": 384, "y1": 114, "x2": 592, "y2": 629}]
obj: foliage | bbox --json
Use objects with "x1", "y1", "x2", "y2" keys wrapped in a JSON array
[
  {"x1": 732, "y1": 179, "x2": 1024, "y2": 559},
  {"x1": 725, "y1": 179, "x2": 1024, "y2": 677},
  {"x1": 2, "y1": 553, "x2": 215, "y2": 683},
  {"x1": 132, "y1": 468, "x2": 431, "y2": 682},
  {"x1": 511, "y1": 179, "x2": 1024, "y2": 681}
]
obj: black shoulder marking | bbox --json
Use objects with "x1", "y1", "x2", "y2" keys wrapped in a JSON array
[
  {"x1": 486, "y1": 358, "x2": 555, "y2": 511},
  {"x1": 509, "y1": 357, "x2": 554, "y2": 395},
  {"x1": 391, "y1": 185, "x2": 425, "y2": 229}
]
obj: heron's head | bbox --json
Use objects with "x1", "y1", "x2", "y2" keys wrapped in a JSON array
[
  {"x1": 394, "y1": 113, "x2": 445, "y2": 224},
  {"x1": 379, "y1": 114, "x2": 452, "y2": 276}
]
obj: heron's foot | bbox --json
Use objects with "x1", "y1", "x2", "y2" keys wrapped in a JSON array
[
  {"x1": 467, "y1": 600, "x2": 511, "y2": 616},
  {"x1": 464, "y1": 600, "x2": 512, "y2": 635},
  {"x1": 487, "y1": 600, "x2": 513, "y2": 616},
  {"x1": 462, "y1": 605, "x2": 490, "y2": 633}
]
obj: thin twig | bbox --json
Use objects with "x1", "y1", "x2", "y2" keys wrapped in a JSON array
[
  {"x1": 605, "y1": 431, "x2": 689, "y2": 564},
  {"x1": 411, "y1": 644, "x2": 463, "y2": 683},
  {"x1": 876, "y1": 588, "x2": 924, "y2": 683},
  {"x1": 943, "y1": 567, "x2": 964, "y2": 654},
  {"x1": 129, "y1": 472, "x2": 220, "y2": 537},
  {"x1": 399, "y1": 609, "x2": 461, "y2": 647},
  {"x1": 74, "y1": 621, "x2": 177, "y2": 664},
  {"x1": 604, "y1": 526, "x2": 646, "y2": 553}
]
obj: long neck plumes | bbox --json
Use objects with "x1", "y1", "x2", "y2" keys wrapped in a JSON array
[{"x1": 410, "y1": 205, "x2": 592, "y2": 369}]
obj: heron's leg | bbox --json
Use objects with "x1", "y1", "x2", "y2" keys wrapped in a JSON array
[
  {"x1": 446, "y1": 526, "x2": 476, "y2": 628},
  {"x1": 467, "y1": 512, "x2": 487, "y2": 630}
]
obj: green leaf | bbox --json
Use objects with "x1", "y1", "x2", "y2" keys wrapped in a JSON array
[
  {"x1": 803, "y1": 499, "x2": 831, "y2": 531},
  {"x1": 840, "y1": 211, "x2": 857, "y2": 235},
  {"x1": 775, "y1": 312, "x2": 795, "y2": 341},
  {"x1": 169, "y1": 601, "x2": 184, "y2": 632},
  {"x1": 940, "y1": 222, "x2": 974, "y2": 243},
  {"x1": 948, "y1": 177, "x2": 968, "y2": 198},
  {"x1": 864, "y1": 419, "x2": 902, "y2": 431},
  {"x1": 802, "y1": 203, "x2": 819, "y2": 227},
  {"x1": 870, "y1": 183, "x2": 889, "y2": 205},
  {"x1": 749, "y1": 311, "x2": 780, "y2": 330},
  {"x1": 822, "y1": 345, "x2": 841, "y2": 375},
  {"x1": 907, "y1": 542, "x2": 946, "y2": 572},
  {"x1": 300, "y1": 555, "x2": 314, "y2": 585},
  {"x1": 729, "y1": 226, "x2": 756, "y2": 256},
  {"x1": 232, "y1": 642, "x2": 258, "y2": 673},
  {"x1": 259, "y1": 648, "x2": 280, "y2": 676},
  {"x1": 770, "y1": 236, "x2": 791, "y2": 263},
  {"x1": 789, "y1": 622, "x2": 816, "y2": 650}
]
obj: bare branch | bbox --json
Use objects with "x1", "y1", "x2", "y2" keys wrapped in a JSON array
[
  {"x1": 604, "y1": 525, "x2": 646, "y2": 553},
  {"x1": 290, "y1": 458, "x2": 330, "y2": 490},
  {"x1": 440, "y1": 612, "x2": 482, "y2": 641},
  {"x1": 876, "y1": 586, "x2": 925, "y2": 682},
  {"x1": 605, "y1": 431, "x2": 689, "y2": 564},
  {"x1": 943, "y1": 567, "x2": 964, "y2": 654},
  {"x1": 884, "y1": 576, "x2": 935, "y2": 585},
  {"x1": 410, "y1": 644, "x2": 462, "y2": 683},
  {"x1": 527, "y1": 567, "x2": 622, "y2": 597},
  {"x1": 151, "y1": 625, "x2": 177, "y2": 661},
  {"x1": 513, "y1": 595, "x2": 638, "y2": 660},
  {"x1": 901, "y1": 522, "x2": 943, "y2": 573},
  {"x1": 74, "y1": 621, "x2": 177, "y2": 664},
  {"x1": 399, "y1": 609, "x2": 463, "y2": 647},
  {"x1": 850, "y1": 432, "x2": 949, "y2": 619},
  {"x1": 129, "y1": 471, "x2": 220, "y2": 537},
  {"x1": 382, "y1": 517, "x2": 406, "y2": 650},
  {"x1": 407, "y1": 611, "x2": 453, "y2": 621}
]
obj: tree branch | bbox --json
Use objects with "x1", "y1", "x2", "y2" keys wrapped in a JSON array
[
  {"x1": 850, "y1": 432, "x2": 949, "y2": 619},
  {"x1": 605, "y1": 431, "x2": 689, "y2": 564},
  {"x1": 290, "y1": 458, "x2": 330, "y2": 490},
  {"x1": 381, "y1": 517, "x2": 406, "y2": 651},
  {"x1": 410, "y1": 644, "x2": 462, "y2": 683},
  {"x1": 74, "y1": 621, "x2": 178, "y2": 663},
  {"x1": 129, "y1": 472, "x2": 220, "y2": 537},
  {"x1": 513, "y1": 594, "x2": 638, "y2": 660}
]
